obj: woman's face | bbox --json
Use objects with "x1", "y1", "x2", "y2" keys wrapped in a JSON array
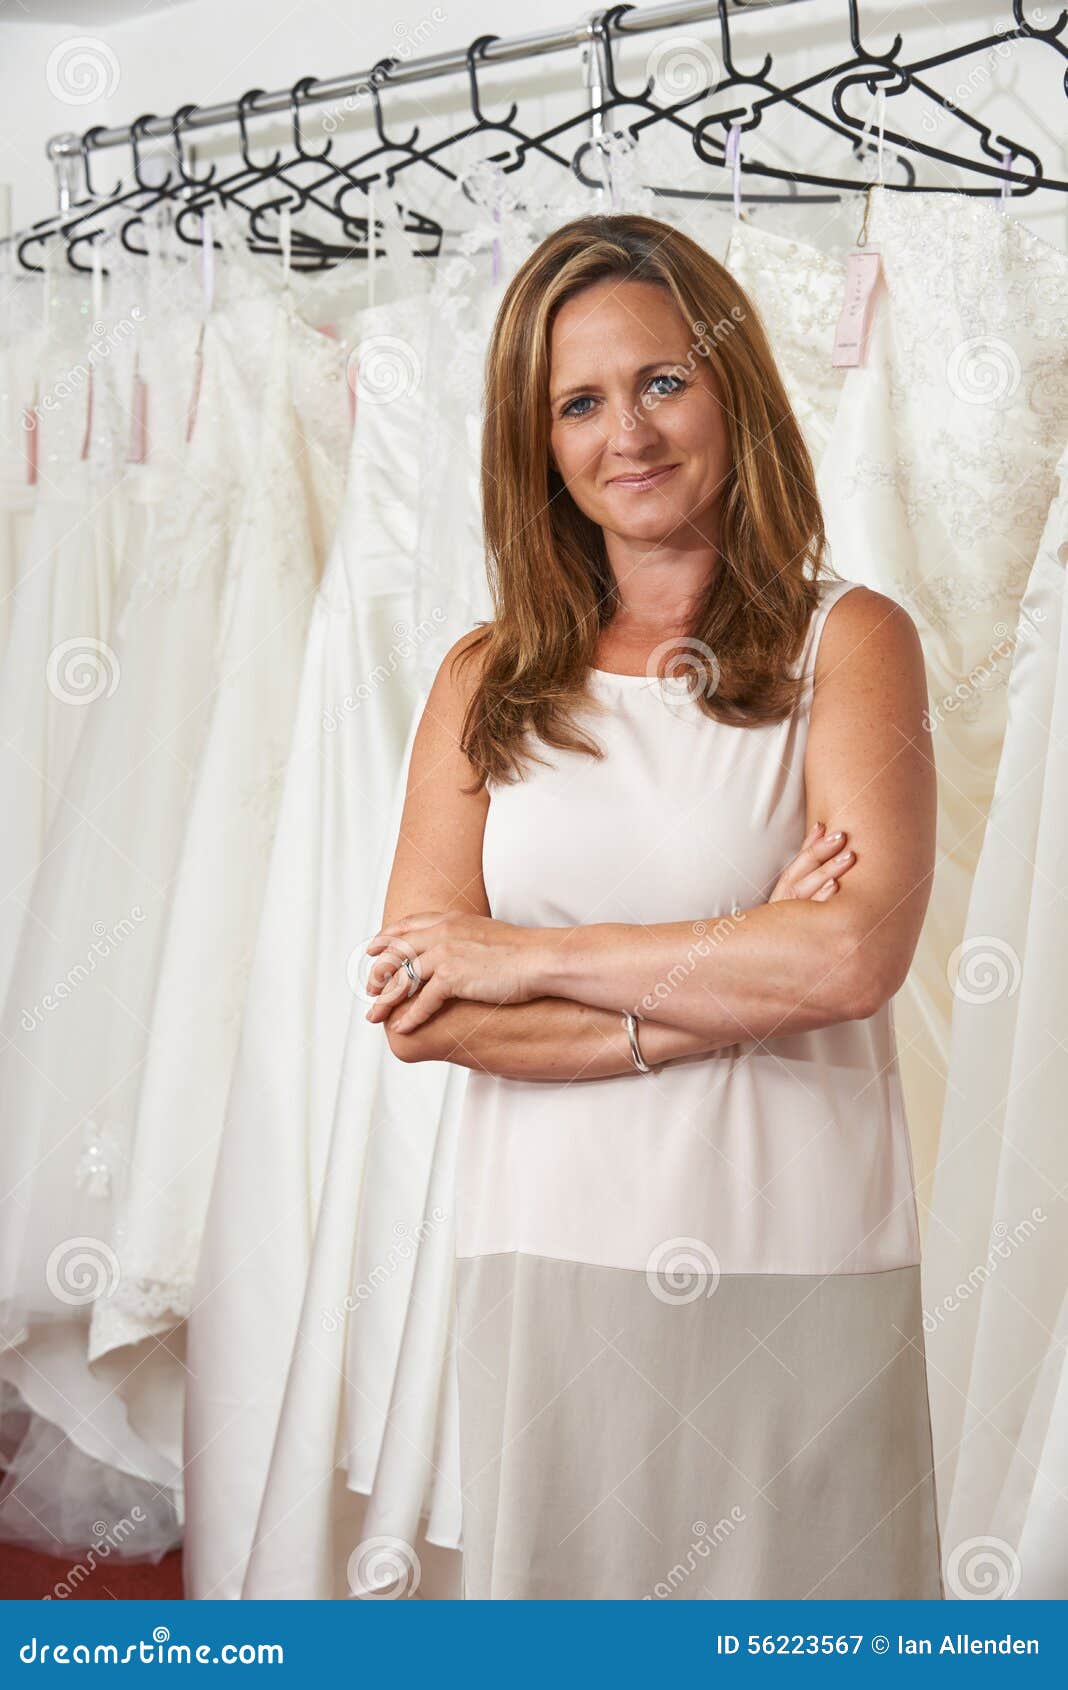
[{"x1": 547, "y1": 277, "x2": 731, "y2": 551}]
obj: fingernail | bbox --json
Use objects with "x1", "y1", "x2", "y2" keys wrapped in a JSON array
[{"x1": 827, "y1": 831, "x2": 844, "y2": 843}]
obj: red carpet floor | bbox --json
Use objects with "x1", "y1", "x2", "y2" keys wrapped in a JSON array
[{"x1": 0, "y1": 1541, "x2": 183, "y2": 1600}]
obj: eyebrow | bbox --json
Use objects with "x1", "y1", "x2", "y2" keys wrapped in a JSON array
[{"x1": 550, "y1": 360, "x2": 685, "y2": 404}]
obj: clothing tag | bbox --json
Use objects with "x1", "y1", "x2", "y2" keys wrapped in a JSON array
[
  {"x1": 23, "y1": 401, "x2": 38, "y2": 485},
  {"x1": 80, "y1": 368, "x2": 94, "y2": 461},
  {"x1": 128, "y1": 368, "x2": 149, "y2": 463},
  {"x1": 832, "y1": 246, "x2": 882, "y2": 368},
  {"x1": 185, "y1": 321, "x2": 205, "y2": 444}
]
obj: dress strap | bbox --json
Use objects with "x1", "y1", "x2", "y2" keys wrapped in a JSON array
[{"x1": 796, "y1": 577, "x2": 861, "y2": 688}]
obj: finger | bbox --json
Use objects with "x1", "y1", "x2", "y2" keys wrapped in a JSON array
[
  {"x1": 366, "y1": 941, "x2": 408, "y2": 987},
  {"x1": 367, "y1": 912, "x2": 448, "y2": 952},
  {"x1": 794, "y1": 848, "x2": 855, "y2": 899},
  {"x1": 390, "y1": 977, "x2": 448, "y2": 1034},
  {"x1": 812, "y1": 877, "x2": 839, "y2": 901},
  {"x1": 367, "y1": 960, "x2": 424, "y2": 1020},
  {"x1": 365, "y1": 944, "x2": 412, "y2": 996}
]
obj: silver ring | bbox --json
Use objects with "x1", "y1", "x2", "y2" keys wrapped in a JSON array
[{"x1": 402, "y1": 957, "x2": 421, "y2": 988}]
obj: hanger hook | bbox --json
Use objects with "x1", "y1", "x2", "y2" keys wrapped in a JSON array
[
  {"x1": 847, "y1": 0, "x2": 903, "y2": 62},
  {"x1": 289, "y1": 75, "x2": 333, "y2": 160},
  {"x1": 129, "y1": 113, "x2": 172, "y2": 192},
  {"x1": 171, "y1": 104, "x2": 217, "y2": 187},
  {"x1": 1011, "y1": 0, "x2": 1068, "y2": 38},
  {"x1": 465, "y1": 35, "x2": 519, "y2": 126},
  {"x1": 237, "y1": 88, "x2": 283, "y2": 171},
  {"x1": 592, "y1": 7, "x2": 656, "y2": 103},
  {"x1": 79, "y1": 125, "x2": 124, "y2": 199},
  {"x1": 716, "y1": 0, "x2": 773, "y2": 83},
  {"x1": 367, "y1": 59, "x2": 421, "y2": 148}
]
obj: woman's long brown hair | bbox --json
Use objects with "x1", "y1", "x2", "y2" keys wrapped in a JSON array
[{"x1": 457, "y1": 212, "x2": 838, "y2": 787}]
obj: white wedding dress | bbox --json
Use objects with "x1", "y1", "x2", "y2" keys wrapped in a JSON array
[
  {"x1": 0, "y1": 261, "x2": 286, "y2": 1553},
  {"x1": 90, "y1": 288, "x2": 352, "y2": 1365},
  {"x1": 0, "y1": 247, "x2": 134, "y2": 1013},
  {"x1": 183, "y1": 279, "x2": 438, "y2": 1599},
  {"x1": 924, "y1": 439, "x2": 1068, "y2": 1597},
  {"x1": 813, "y1": 186, "x2": 1068, "y2": 1217}
]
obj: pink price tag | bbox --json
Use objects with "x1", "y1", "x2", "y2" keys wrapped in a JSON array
[{"x1": 832, "y1": 247, "x2": 882, "y2": 368}]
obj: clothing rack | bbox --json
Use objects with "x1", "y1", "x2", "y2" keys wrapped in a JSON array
[{"x1": 8, "y1": 0, "x2": 1068, "y2": 273}]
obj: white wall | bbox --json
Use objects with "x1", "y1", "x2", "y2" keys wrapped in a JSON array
[{"x1": 1, "y1": 0, "x2": 1065, "y2": 248}]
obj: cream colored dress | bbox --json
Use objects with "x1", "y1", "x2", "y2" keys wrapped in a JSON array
[{"x1": 453, "y1": 576, "x2": 944, "y2": 1600}]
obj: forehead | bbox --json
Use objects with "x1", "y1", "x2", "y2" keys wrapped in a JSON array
[{"x1": 550, "y1": 277, "x2": 691, "y2": 365}]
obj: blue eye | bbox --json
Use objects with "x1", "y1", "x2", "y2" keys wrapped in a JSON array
[{"x1": 558, "y1": 373, "x2": 685, "y2": 419}]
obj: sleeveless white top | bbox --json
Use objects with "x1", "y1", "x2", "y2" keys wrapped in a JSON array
[{"x1": 455, "y1": 576, "x2": 922, "y2": 1278}]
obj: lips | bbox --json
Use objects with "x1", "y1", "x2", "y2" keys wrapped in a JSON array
[{"x1": 608, "y1": 464, "x2": 680, "y2": 489}]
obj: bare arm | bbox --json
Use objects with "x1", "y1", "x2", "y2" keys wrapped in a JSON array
[
  {"x1": 536, "y1": 588, "x2": 936, "y2": 1039},
  {"x1": 370, "y1": 618, "x2": 871, "y2": 1074},
  {"x1": 372, "y1": 630, "x2": 718, "y2": 1077}
]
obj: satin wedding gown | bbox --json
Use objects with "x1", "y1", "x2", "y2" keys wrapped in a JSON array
[
  {"x1": 0, "y1": 265, "x2": 301, "y2": 1552},
  {"x1": 184, "y1": 283, "x2": 438, "y2": 1599},
  {"x1": 924, "y1": 439, "x2": 1068, "y2": 1597},
  {"x1": 92, "y1": 289, "x2": 352, "y2": 1365}
]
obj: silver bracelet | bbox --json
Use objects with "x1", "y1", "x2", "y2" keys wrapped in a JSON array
[{"x1": 622, "y1": 1010, "x2": 653, "y2": 1074}]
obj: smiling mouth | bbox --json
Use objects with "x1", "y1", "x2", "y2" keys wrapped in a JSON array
[{"x1": 608, "y1": 464, "x2": 680, "y2": 489}]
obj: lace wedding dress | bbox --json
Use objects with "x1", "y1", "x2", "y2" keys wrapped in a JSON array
[{"x1": 814, "y1": 186, "x2": 1068, "y2": 1217}]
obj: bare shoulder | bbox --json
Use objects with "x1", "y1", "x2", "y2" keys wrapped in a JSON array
[
  {"x1": 426, "y1": 624, "x2": 493, "y2": 716},
  {"x1": 409, "y1": 625, "x2": 494, "y2": 776},
  {"x1": 815, "y1": 584, "x2": 925, "y2": 701}
]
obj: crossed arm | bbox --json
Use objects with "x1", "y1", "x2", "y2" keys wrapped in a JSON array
[{"x1": 366, "y1": 588, "x2": 935, "y2": 1080}]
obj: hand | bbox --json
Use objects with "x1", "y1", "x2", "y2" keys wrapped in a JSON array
[
  {"x1": 768, "y1": 822, "x2": 855, "y2": 904},
  {"x1": 363, "y1": 910, "x2": 544, "y2": 1033}
]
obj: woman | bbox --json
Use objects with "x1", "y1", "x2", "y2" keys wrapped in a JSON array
[{"x1": 365, "y1": 214, "x2": 941, "y2": 1600}]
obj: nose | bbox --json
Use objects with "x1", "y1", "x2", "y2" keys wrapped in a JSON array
[{"x1": 604, "y1": 393, "x2": 660, "y2": 456}]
